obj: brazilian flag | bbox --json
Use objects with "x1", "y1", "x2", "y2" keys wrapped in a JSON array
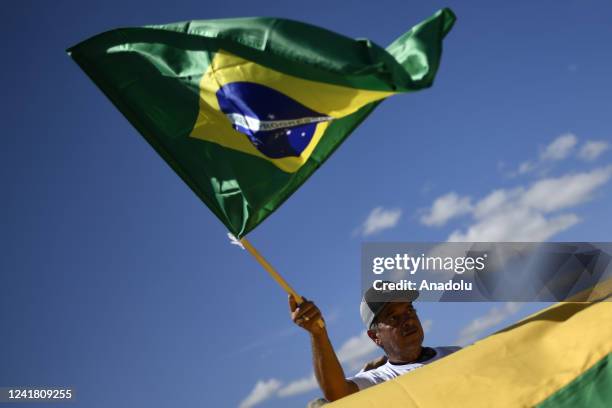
[{"x1": 68, "y1": 9, "x2": 455, "y2": 237}]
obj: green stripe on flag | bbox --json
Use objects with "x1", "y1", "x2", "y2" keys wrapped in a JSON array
[{"x1": 537, "y1": 353, "x2": 612, "y2": 408}]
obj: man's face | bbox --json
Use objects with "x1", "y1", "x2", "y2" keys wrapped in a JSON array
[{"x1": 367, "y1": 302, "x2": 424, "y2": 362}]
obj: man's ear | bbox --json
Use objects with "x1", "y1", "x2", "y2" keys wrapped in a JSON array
[{"x1": 367, "y1": 329, "x2": 382, "y2": 347}]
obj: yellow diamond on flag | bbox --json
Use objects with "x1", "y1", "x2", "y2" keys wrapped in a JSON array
[{"x1": 190, "y1": 50, "x2": 394, "y2": 173}]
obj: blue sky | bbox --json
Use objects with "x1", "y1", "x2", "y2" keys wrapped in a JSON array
[{"x1": 1, "y1": 1, "x2": 611, "y2": 407}]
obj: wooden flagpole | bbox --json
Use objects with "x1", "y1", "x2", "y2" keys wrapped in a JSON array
[{"x1": 240, "y1": 236, "x2": 325, "y2": 328}]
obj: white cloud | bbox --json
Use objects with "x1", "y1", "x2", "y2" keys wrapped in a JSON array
[
  {"x1": 579, "y1": 140, "x2": 609, "y2": 161},
  {"x1": 540, "y1": 133, "x2": 577, "y2": 161},
  {"x1": 449, "y1": 209, "x2": 579, "y2": 242},
  {"x1": 276, "y1": 375, "x2": 318, "y2": 397},
  {"x1": 472, "y1": 189, "x2": 517, "y2": 219},
  {"x1": 455, "y1": 302, "x2": 522, "y2": 346},
  {"x1": 517, "y1": 161, "x2": 535, "y2": 175},
  {"x1": 336, "y1": 331, "x2": 378, "y2": 364},
  {"x1": 356, "y1": 207, "x2": 402, "y2": 236},
  {"x1": 238, "y1": 379, "x2": 282, "y2": 408},
  {"x1": 420, "y1": 192, "x2": 472, "y2": 227},
  {"x1": 447, "y1": 166, "x2": 612, "y2": 242},
  {"x1": 508, "y1": 133, "x2": 578, "y2": 176},
  {"x1": 520, "y1": 166, "x2": 612, "y2": 212}
]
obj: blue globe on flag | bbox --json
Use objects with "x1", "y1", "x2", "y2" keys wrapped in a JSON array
[{"x1": 216, "y1": 82, "x2": 332, "y2": 159}]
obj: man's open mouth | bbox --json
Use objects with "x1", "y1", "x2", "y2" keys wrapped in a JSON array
[{"x1": 401, "y1": 327, "x2": 418, "y2": 337}]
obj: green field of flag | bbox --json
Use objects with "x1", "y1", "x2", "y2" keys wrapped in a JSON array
[{"x1": 68, "y1": 8, "x2": 455, "y2": 237}]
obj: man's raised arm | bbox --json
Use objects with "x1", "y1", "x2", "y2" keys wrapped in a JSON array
[{"x1": 289, "y1": 295, "x2": 359, "y2": 402}]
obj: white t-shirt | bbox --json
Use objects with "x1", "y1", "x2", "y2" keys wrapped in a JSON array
[{"x1": 347, "y1": 346, "x2": 460, "y2": 390}]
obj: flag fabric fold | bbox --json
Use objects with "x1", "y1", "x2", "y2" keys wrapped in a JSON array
[
  {"x1": 68, "y1": 9, "x2": 455, "y2": 237},
  {"x1": 328, "y1": 301, "x2": 612, "y2": 408}
]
